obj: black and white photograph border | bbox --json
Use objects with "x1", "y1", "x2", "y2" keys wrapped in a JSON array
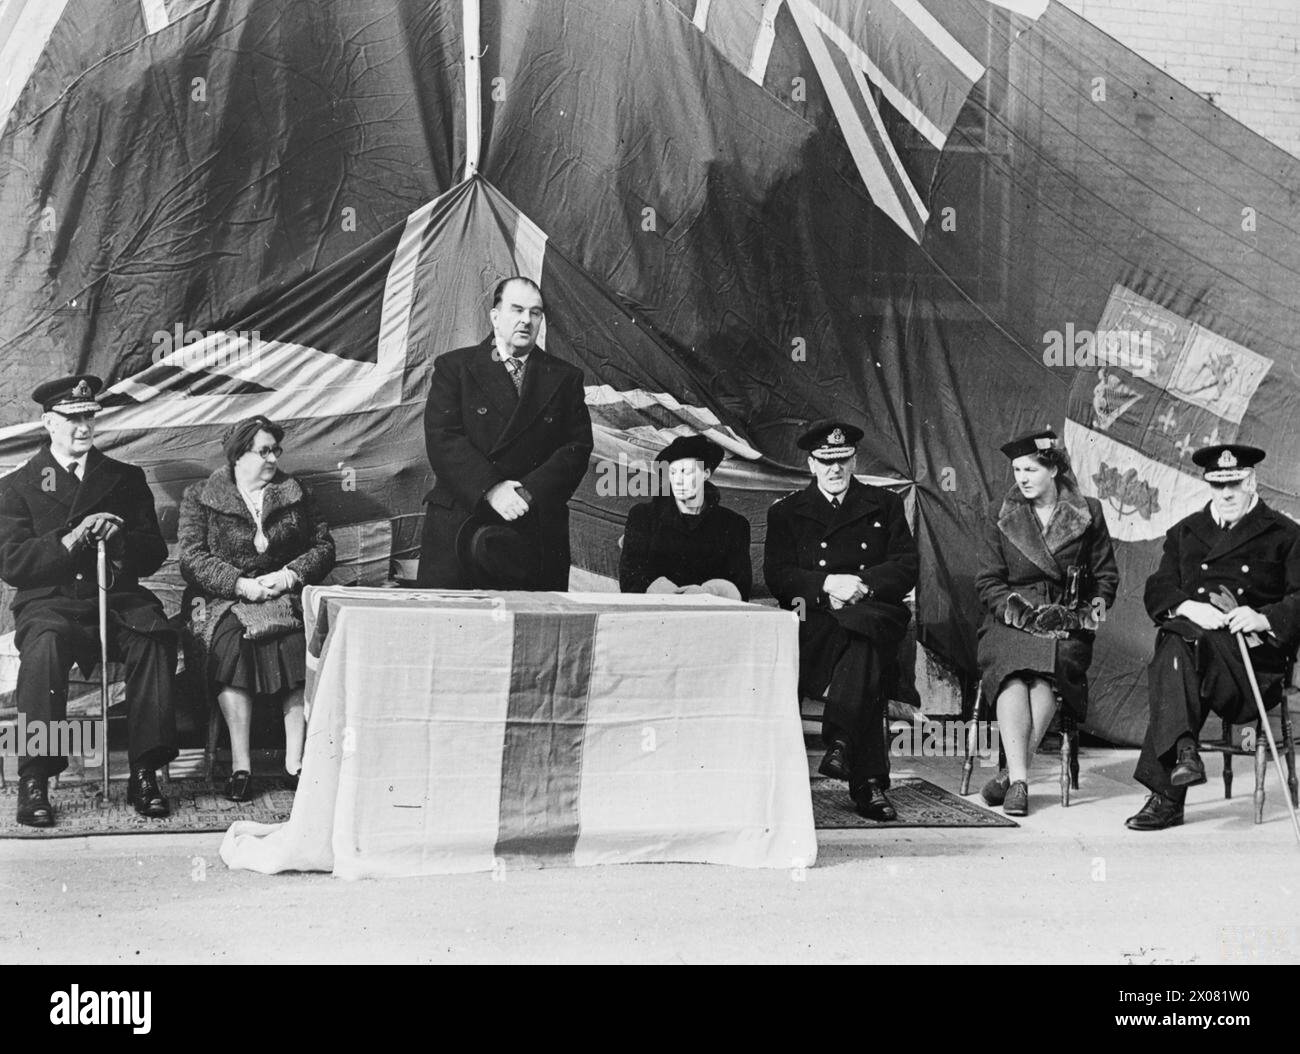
[{"x1": 0, "y1": 0, "x2": 1298, "y2": 985}]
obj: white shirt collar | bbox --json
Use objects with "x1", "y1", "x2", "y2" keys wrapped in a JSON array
[
  {"x1": 60, "y1": 452, "x2": 88, "y2": 476},
  {"x1": 1211, "y1": 493, "x2": 1258, "y2": 529},
  {"x1": 817, "y1": 484, "x2": 845, "y2": 506}
]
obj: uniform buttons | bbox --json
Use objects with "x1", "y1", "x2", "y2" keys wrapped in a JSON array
[
  {"x1": 818, "y1": 560, "x2": 826, "y2": 567},
  {"x1": 1242, "y1": 565, "x2": 1250, "y2": 573},
  {"x1": 820, "y1": 542, "x2": 827, "y2": 549},
  {"x1": 860, "y1": 543, "x2": 867, "y2": 550},
  {"x1": 858, "y1": 564, "x2": 865, "y2": 571},
  {"x1": 75, "y1": 573, "x2": 84, "y2": 581},
  {"x1": 1197, "y1": 587, "x2": 1205, "y2": 594},
  {"x1": 1200, "y1": 564, "x2": 1208, "y2": 571},
  {"x1": 1237, "y1": 588, "x2": 1244, "y2": 595}
]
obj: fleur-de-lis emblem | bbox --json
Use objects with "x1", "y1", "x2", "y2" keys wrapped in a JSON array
[
  {"x1": 1218, "y1": 449, "x2": 1237, "y2": 468},
  {"x1": 827, "y1": 428, "x2": 845, "y2": 445}
]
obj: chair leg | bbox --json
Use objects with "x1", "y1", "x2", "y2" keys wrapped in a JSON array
[
  {"x1": 960, "y1": 682, "x2": 982, "y2": 796},
  {"x1": 1067, "y1": 715, "x2": 1080, "y2": 790},
  {"x1": 205, "y1": 703, "x2": 221, "y2": 783},
  {"x1": 1282, "y1": 706, "x2": 1298, "y2": 808},
  {"x1": 1223, "y1": 749, "x2": 1233, "y2": 799},
  {"x1": 1059, "y1": 722, "x2": 1071, "y2": 807},
  {"x1": 1254, "y1": 729, "x2": 1267, "y2": 825}
]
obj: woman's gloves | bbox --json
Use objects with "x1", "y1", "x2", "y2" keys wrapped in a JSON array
[
  {"x1": 1005, "y1": 594, "x2": 1092, "y2": 636},
  {"x1": 1004, "y1": 593, "x2": 1034, "y2": 629}
]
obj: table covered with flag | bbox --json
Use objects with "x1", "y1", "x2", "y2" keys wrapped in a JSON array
[{"x1": 220, "y1": 587, "x2": 816, "y2": 878}]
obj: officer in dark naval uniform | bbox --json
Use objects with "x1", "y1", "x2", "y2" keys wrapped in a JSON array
[
  {"x1": 0, "y1": 376, "x2": 178, "y2": 827},
  {"x1": 764, "y1": 420, "x2": 918, "y2": 820},
  {"x1": 1127, "y1": 443, "x2": 1300, "y2": 830}
]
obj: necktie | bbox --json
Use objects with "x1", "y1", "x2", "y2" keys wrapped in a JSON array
[
  {"x1": 69, "y1": 461, "x2": 81, "y2": 481},
  {"x1": 505, "y1": 355, "x2": 525, "y2": 393}
]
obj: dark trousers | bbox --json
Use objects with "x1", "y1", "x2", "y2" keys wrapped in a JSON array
[
  {"x1": 1134, "y1": 622, "x2": 1284, "y2": 800},
  {"x1": 820, "y1": 629, "x2": 889, "y2": 791},
  {"x1": 16, "y1": 604, "x2": 178, "y2": 779}
]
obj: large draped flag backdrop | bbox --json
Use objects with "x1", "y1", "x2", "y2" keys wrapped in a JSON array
[{"x1": 1, "y1": 0, "x2": 1298, "y2": 744}]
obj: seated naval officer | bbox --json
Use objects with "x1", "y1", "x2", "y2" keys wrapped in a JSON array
[
  {"x1": 0, "y1": 376, "x2": 178, "y2": 827},
  {"x1": 1126, "y1": 443, "x2": 1300, "y2": 831},
  {"x1": 763, "y1": 420, "x2": 919, "y2": 821}
]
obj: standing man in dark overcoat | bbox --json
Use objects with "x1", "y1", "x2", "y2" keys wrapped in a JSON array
[
  {"x1": 764, "y1": 420, "x2": 918, "y2": 820},
  {"x1": 1127, "y1": 443, "x2": 1300, "y2": 830},
  {"x1": 0, "y1": 375, "x2": 178, "y2": 826},
  {"x1": 418, "y1": 276, "x2": 593, "y2": 589}
]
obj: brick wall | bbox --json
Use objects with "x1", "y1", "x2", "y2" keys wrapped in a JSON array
[{"x1": 1060, "y1": 0, "x2": 1300, "y2": 158}]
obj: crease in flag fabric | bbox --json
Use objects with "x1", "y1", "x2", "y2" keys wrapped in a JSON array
[{"x1": 494, "y1": 610, "x2": 598, "y2": 865}]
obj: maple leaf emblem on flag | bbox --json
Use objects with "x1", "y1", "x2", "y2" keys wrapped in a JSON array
[{"x1": 1093, "y1": 462, "x2": 1162, "y2": 521}]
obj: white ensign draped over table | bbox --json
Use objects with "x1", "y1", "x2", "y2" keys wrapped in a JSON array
[{"x1": 221, "y1": 587, "x2": 816, "y2": 878}]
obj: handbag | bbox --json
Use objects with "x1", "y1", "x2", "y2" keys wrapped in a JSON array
[{"x1": 231, "y1": 594, "x2": 303, "y2": 641}]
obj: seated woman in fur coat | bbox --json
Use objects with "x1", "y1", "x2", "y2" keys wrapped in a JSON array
[
  {"x1": 178, "y1": 416, "x2": 335, "y2": 801},
  {"x1": 974, "y1": 428, "x2": 1119, "y2": 816},
  {"x1": 618, "y1": 435, "x2": 751, "y2": 601}
]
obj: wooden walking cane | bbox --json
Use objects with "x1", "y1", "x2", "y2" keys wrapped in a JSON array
[
  {"x1": 1234, "y1": 633, "x2": 1300, "y2": 847},
  {"x1": 97, "y1": 537, "x2": 110, "y2": 801},
  {"x1": 1214, "y1": 587, "x2": 1300, "y2": 847}
]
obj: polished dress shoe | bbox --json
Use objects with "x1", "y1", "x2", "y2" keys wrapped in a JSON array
[
  {"x1": 1125, "y1": 792, "x2": 1184, "y2": 831},
  {"x1": 1002, "y1": 780, "x2": 1029, "y2": 817},
  {"x1": 818, "y1": 739, "x2": 850, "y2": 781},
  {"x1": 1170, "y1": 743, "x2": 1207, "y2": 787},
  {"x1": 16, "y1": 775, "x2": 54, "y2": 828},
  {"x1": 853, "y1": 779, "x2": 897, "y2": 822},
  {"x1": 980, "y1": 769, "x2": 1010, "y2": 806},
  {"x1": 127, "y1": 767, "x2": 170, "y2": 818},
  {"x1": 225, "y1": 770, "x2": 254, "y2": 803}
]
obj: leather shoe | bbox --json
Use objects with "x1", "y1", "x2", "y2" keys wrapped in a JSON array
[
  {"x1": 1170, "y1": 743, "x2": 1207, "y2": 787},
  {"x1": 980, "y1": 769, "x2": 1010, "y2": 806},
  {"x1": 16, "y1": 775, "x2": 54, "y2": 828},
  {"x1": 818, "y1": 739, "x2": 850, "y2": 781},
  {"x1": 225, "y1": 770, "x2": 254, "y2": 803},
  {"x1": 1003, "y1": 779, "x2": 1029, "y2": 816},
  {"x1": 1125, "y1": 792, "x2": 1184, "y2": 831},
  {"x1": 127, "y1": 767, "x2": 170, "y2": 818},
  {"x1": 853, "y1": 779, "x2": 897, "y2": 822}
]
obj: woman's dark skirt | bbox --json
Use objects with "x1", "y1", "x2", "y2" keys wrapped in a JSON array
[
  {"x1": 208, "y1": 608, "x2": 306, "y2": 697},
  {"x1": 977, "y1": 618, "x2": 1095, "y2": 720}
]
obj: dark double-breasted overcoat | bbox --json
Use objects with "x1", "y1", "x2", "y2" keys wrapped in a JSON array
[
  {"x1": 1135, "y1": 499, "x2": 1300, "y2": 795},
  {"x1": 974, "y1": 484, "x2": 1119, "y2": 719},
  {"x1": 0, "y1": 445, "x2": 176, "y2": 776},
  {"x1": 764, "y1": 478, "x2": 917, "y2": 782},
  {"x1": 418, "y1": 339, "x2": 593, "y2": 589}
]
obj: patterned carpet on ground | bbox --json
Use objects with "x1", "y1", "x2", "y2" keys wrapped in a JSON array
[
  {"x1": 812, "y1": 776, "x2": 1018, "y2": 829},
  {"x1": 0, "y1": 777, "x2": 294, "y2": 838},
  {"x1": 0, "y1": 774, "x2": 1015, "y2": 837}
]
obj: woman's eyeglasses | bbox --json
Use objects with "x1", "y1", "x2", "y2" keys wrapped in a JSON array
[{"x1": 251, "y1": 445, "x2": 282, "y2": 459}]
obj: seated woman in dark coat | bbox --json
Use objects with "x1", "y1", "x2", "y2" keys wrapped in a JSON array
[
  {"x1": 974, "y1": 428, "x2": 1119, "y2": 816},
  {"x1": 179, "y1": 416, "x2": 335, "y2": 801},
  {"x1": 618, "y1": 435, "x2": 751, "y2": 601}
]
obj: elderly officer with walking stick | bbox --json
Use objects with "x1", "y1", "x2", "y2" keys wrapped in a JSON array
[
  {"x1": 0, "y1": 376, "x2": 178, "y2": 827},
  {"x1": 1127, "y1": 443, "x2": 1300, "y2": 832}
]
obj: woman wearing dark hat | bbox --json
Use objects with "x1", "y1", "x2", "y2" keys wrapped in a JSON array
[
  {"x1": 618, "y1": 435, "x2": 752, "y2": 600},
  {"x1": 974, "y1": 428, "x2": 1119, "y2": 815},
  {"x1": 178, "y1": 416, "x2": 335, "y2": 801}
]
